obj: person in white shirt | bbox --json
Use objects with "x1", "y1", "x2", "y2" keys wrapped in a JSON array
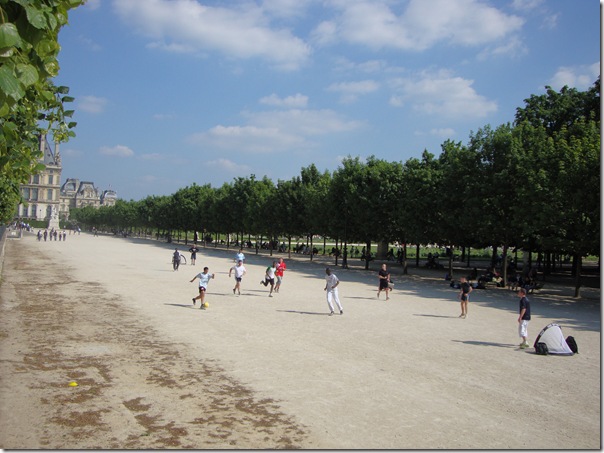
[
  {"x1": 324, "y1": 267, "x2": 343, "y2": 316},
  {"x1": 260, "y1": 261, "x2": 277, "y2": 297},
  {"x1": 229, "y1": 260, "x2": 247, "y2": 295},
  {"x1": 190, "y1": 267, "x2": 215, "y2": 309}
]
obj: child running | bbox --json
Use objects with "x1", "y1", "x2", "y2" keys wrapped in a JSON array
[
  {"x1": 229, "y1": 260, "x2": 246, "y2": 295},
  {"x1": 260, "y1": 261, "x2": 277, "y2": 297},
  {"x1": 190, "y1": 266, "x2": 215, "y2": 309}
]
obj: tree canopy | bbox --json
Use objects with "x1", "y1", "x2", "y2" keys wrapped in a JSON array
[
  {"x1": 0, "y1": 0, "x2": 82, "y2": 222},
  {"x1": 69, "y1": 80, "x2": 600, "y2": 296}
]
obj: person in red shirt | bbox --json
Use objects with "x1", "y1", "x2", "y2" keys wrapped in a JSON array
[{"x1": 274, "y1": 257, "x2": 287, "y2": 293}]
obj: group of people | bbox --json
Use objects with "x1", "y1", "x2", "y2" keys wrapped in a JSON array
[
  {"x1": 37, "y1": 228, "x2": 67, "y2": 242},
  {"x1": 456, "y1": 276, "x2": 532, "y2": 348},
  {"x1": 187, "y1": 249, "x2": 347, "y2": 316},
  {"x1": 188, "y1": 251, "x2": 289, "y2": 309},
  {"x1": 185, "y1": 249, "x2": 532, "y2": 348}
]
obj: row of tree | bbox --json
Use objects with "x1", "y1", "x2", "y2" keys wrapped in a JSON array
[
  {"x1": 0, "y1": 0, "x2": 82, "y2": 222},
  {"x1": 70, "y1": 80, "x2": 600, "y2": 297}
]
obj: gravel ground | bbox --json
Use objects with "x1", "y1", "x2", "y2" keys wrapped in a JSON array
[{"x1": 0, "y1": 231, "x2": 600, "y2": 449}]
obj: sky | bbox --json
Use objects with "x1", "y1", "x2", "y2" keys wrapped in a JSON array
[{"x1": 53, "y1": 0, "x2": 601, "y2": 201}]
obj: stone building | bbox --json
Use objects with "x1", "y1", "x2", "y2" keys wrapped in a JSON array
[
  {"x1": 18, "y1": 135, "x2": 117, "y2": 225},
  {"x1": 59, "y1": 178, "x2": 117, "y2": 219},
  {"x1": 17, "y1": 135, "x2": 62, "y2": 225}
]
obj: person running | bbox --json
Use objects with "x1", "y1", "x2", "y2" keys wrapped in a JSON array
[
  {"x1": 260, "y1": 261, "x2": 277, "y2": 297},
  {"x1": 458, "y1": 276, "x2": 472, "y2": 318},
  {"x1": 172, "y1": 248, "x2": 181, "y2": 271},
  {"x1": 324, "y1": 267, "x2": 343, "y2": 316},
  {"x1": 274, "y1": 257, "x2": 287, "y2": 293},
  {"x1": 189, "y1": 243, "x2": 199, "y2": 265},
  {"x1": 190, "y1": 266, "x2": 215, "y2": 309},
  {"x1": 517, "y1": 287, "x2": 531, "y2": 348},
  {"x1": 377, "y1": 263, "x2": 391, "y2": 300},
  {"x1": 229, "y1": 260, "x2": 247, "y2": 295},
  {"x1": 235, "y1": 248, "x2": 245, "y2": 263}
]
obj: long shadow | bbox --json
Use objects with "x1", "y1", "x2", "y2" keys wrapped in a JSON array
[
  {"x1": 113, "y1": 234, "x2": 601, "y2": 333},
  {"x1": 414, "y1": 313, "x2": 458, "y2": 319},
  {"x1": 452, "y1": 340, "x2": 517, "y2": 348},
  {"x1": 277, "y1": 309, "x2": 331, "y2": 316},
  {"x1": 164, "y1": 303, "x2": 199, "y2": 309}
]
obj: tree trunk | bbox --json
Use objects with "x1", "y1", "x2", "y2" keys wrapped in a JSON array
[
  {"x1": 403, "y1": 243, "x2": 408, "y2": 275},
  {"x1": 334, "y1": 238, "x2": 339, "y2": 267},
  {"x1": 574, "y1": 253, "x2": 582, "y2": 297},
  {"x1": 415, "y1": 244, "x2": 420, "y2": 268},
  {"x1": 502, "y1": 244, "x2": 509, "y2": 286},
  {"x1": 491, "y1": 245, "x2": 498, "y2": 269}
]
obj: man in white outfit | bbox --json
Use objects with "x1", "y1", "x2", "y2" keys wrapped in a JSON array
[{"x1": 324, "y1": 267, "x2": 343, "y2": 316}]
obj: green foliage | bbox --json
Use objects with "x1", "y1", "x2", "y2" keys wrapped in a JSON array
[
  {"x1": 0, "y1": 0, "x2": 82, "y2": 222},
  {"x1": 70, "y1": 81, "x2": 599, "y2": 292}
]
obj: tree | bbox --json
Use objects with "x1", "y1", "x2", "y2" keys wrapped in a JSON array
[
  {"x1": 395, "y1": 151, "x2": 441, "y2": 268},
  {"x1": 0, "y1": 0, "x2": 82, "y2": 222},
  {"x1": 514, "y1": 80, "x2": 600, "y2": 296}
]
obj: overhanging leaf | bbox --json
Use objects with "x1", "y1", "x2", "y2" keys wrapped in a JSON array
[{"x1": 0, "y1": 23, "x2": 22, "y2": 48}]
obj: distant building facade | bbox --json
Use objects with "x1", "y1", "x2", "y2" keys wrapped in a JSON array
[
  {"x1": 17, "y1": 135, "x2": 117, "y2": 224},
  {"x1": 17, "y1": 135, "x2": 62, "y2": 223},
  {"x1": 59, "y1": 178, "x2": 117, "y2": 219}
]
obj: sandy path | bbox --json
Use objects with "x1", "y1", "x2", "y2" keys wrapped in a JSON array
[{"x1": 0, "y1": 232, "x2": 600, "y2": 449}]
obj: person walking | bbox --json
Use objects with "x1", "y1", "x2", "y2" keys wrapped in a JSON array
[
  {"x1": 260, "y1": 261, "x2": 277, "y2": 297},
  {"x1": 458, "y1": 276, "x2": 472, "y2": 318},
  {"x1": 190, "y1": 266, "x2": 215, "y2": 309},
  {"x1": 235, "y1": 248, "x2": 245, "y2": 263},
  {"x1": 189, "y1": 244, "x2": 199, "y2": 265},
  {"x1": 229, "y1": 260, "x2": 247, "y2": 295},
  {"x1": 517, "y1": 287, "x2": 531, "y2": 348},
  {"x1": 377, "y1": 263, "x2": 391, "y2": 300},
  {"x1": 172, "y1": 248, "x2": 182, "y2": 271},
  {"x1": 274, "y1": 257, "x2": 287, "y2": 293},
  {"x1": 324, "y1": 267, "x2": 343, "y2": 316}
]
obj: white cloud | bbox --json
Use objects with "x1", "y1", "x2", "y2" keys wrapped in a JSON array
[
  {"x1": 260, "y1": 93, "x2": 308, "y2": 108},
  {"x1": 315, "y1": 0, "x2": 524, "y2": 51},
  {"x1": 511, "y1": 0, "x2": 544, "y2": 12},
  {"x1": 477, "y1": 35, "x2": 528, "y2": 60},
  {"x1": 327, "y1": 80, "x2": 379, "y2": 103},
  {"x1": 78, "y1": 95, "x2": 107, "y2": 114},
  {"x1": 99, "y1": 145, "x2": 135, "y2": 157},
  {"x1": 549, "y1": 62, "x2": 600, "y2": 91},
  {"x1": 260, "y1": 0, "x2": 309, "y2": 20},
  {"x1": 112, "y1": 0, "x2": 311, "y2": 71},
  {"x1": 187, "y1": 109, "x2": 363, "y2": 154},
  {"x1": 206, "y1": 158, "x2": 251, "y2": 174},
  {"x1": 389, "y1": 70, "x2": 497, "y2": 119},
  {"x1": 430, "y1": 128, "x2": 456, "y2": 137},
  {"x1": 247, "y1": 109, "x2": 363, "y2": 136},
  {"x1": 188, "y1": 125, "x2": 304, "y2": 153}
]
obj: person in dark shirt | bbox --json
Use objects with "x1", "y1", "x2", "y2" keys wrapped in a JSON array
[
  {"x1": 517, "y1": 287, "x2": 531, "y2": 349},
  {"x1": 377, "y1": 263, "x2": 391, "y2": 300},
  {"x1": 458, "y1": 277, "x2": 472, "y2": 319}
]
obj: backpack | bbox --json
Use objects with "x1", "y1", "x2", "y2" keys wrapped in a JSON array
[
  {"x1": 535, "y1": 342, "x2": 549, "y2": 355},
  {"x1": 565, "y1": 336, "x2": 578, "y2": 354}
]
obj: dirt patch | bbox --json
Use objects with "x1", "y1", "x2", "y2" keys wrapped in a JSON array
[{"x1": 0, "y1": 241, "x2": 310, "y2": 449}]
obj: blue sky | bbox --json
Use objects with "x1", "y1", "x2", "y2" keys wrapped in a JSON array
[{"x1": 53, "y1": 0, "x2": 600, "y2": 201}]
